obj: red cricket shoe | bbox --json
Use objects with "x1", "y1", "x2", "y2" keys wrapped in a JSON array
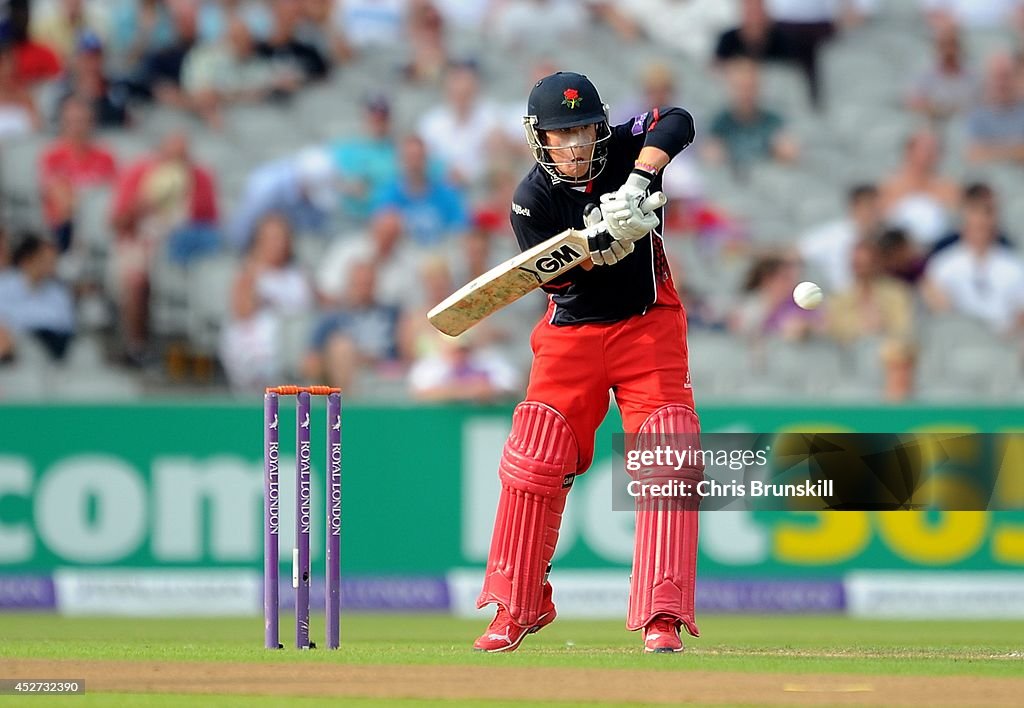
[
  {"x1": 473, "y1": 586, "x2": 556, "y2": 653},
  {"x1": 643, "y1": 615, "x2": 684, "y2": 653}
]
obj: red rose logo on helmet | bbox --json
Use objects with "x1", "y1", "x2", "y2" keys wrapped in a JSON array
[{"x1": 562, "y1": 88, "x2": 581, "y2": 109}]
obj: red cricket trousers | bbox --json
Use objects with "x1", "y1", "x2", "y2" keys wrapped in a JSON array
[{"x1": 526, "y1": 302, "x2": 696, "y2": 473}]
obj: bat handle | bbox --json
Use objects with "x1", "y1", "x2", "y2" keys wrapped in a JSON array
[{"x1": 639, "y1": 191, "x2": 668, "y2": 214}]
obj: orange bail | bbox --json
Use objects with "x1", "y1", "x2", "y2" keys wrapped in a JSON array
[{"x1": 265, "y1": 385, "x2": 342, "y2": 396}]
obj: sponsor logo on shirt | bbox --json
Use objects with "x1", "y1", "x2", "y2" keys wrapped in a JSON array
[
  {"x1": 631, "y1": 112, "x2": 649, "y2": 136},
  {"x1": 511, "y1": 202, "x2": 531, "y2": 217}
]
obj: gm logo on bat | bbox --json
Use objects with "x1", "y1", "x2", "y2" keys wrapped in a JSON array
[{"x1": 519, "y1": 244, "x2": 583, "y2": 282}]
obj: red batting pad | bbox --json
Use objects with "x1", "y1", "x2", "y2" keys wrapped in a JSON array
[
  {"x1": 626, "y1": 404, "x2": 702, "y2": 635},
  {"x1": 477, "y1": 402, "x2": 578, "y2": 627}
]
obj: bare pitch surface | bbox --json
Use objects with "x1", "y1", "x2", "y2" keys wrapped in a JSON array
[{"x1": 2, "y1": 614, "x2": 1022, "y2": 706}]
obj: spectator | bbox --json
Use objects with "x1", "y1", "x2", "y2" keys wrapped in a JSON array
[
  {"x1": 229, "y1": 147, "x2": 340, "y2": 249},
  {"x1": 255, "y1": 0, "x2": 329, "y2": 84},
  {"x1": 923, "y1": 190, "x2": 1024, "y2": 333},
  {"x1": 329, "y1": 95, "x2": 399, "y2": 223},
  {"x1": 613, "y1": 61, "x2": 682, "y2": 122},
  {"x1": 766, "y1": 0, "x2": 874, "y2": 108},
  {"x1": 373, "y1": 135, "x2": 469, "y2": 249},
  {"x1": 54, "y1": 31, "x2": 131, "y2": 129},
  {"x1": 965, "y1": 52, "x2": 1024, "y2": 164},
  {"x1": 403, "y1": 0, "x2": 448, "y2": 85},
  {"x1": 877, "y1": 226, "x2": 927, "y2": 284},
  {"x1": 408, "y1": 330, "x2": 520, "y2": 402},
  {"x1": 906, "y1": 19, "x2": 978, "y2": 123},
  {"x1": 0, "y1": 39, "x2": 40, "y2": 139},
  {"x1": 715, "y1": 0, "x2": 793, "y2": 68},
  {"x1": 0, "y1": 233, "x2": 76, "y2": 362},
  {"x1": 106, "y1": 0, "x2": 176, "y2": 72},
  {"x1": 929, "y1": 183, "x2": 1013, "y2": 258},
  {"x1": 220, "y1": 213, "x2": 314, "y2": 391},
  {"x1": 110, "y1": 129, "x2": 220, "y2": 266},
  {"x1": 489, "y1": 0, "x2": 588, "y2": 50},
  {"x1": 315, "y1": 209, "x2": 420, "y2": 308},
  {"x1": 138, "y1": 1, "x2": 200, "y2": 109},
  {"x1": 331, "y1": 0, "x2": 406, "y2": 50},
  {"x1": 39, "y1": 97, "x2": 118, "y2": 251},
  {"x1": 296, "y1": 0, "x2": 354, "y2": 63},
  {"x1": 798, "y1": 184, "x2": 883, "y2": 290},
  {"x1": 730, "y1": 254, "x2": 818, "y2": 340},
  {"x1": 879, "y1": 127, "x2": 959, "y2": 247},
  {"x1": 824, "y1": 239, "x2": 917, "y2": 401},
  {"x1": 304, "y1": 260, "x2": 410, "y2": 392},
  {"x1": 5, "y1": 0, "x2": 62, "y2": 84},
  {"x1": 109, "y1": 129, "x2": 220, "y2": 362},
  {"x1": 418, "y1": 61, "x2": 505, "y2": 185},
  {"x1": 29, "y1": 0, "x2": 109, "y2": 60},
  {"x1": 592, "y1": 0, "x2": 737, "y2": 62},
  {"x1": 704, "y1": 59, "x2": 799, "y2": 172},
  {"x1": 182, "y1": 16, "x2": 299, "y2": 129}
]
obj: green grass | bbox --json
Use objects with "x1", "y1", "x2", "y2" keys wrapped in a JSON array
[
  {"x1": 20, "y1": 697, "x2": 637, "y2": 708},
  {"x1": 2, "y1": 613, "x2": 1022, "y2": 679}
]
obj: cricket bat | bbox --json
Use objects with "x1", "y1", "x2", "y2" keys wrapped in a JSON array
[{"x1": 428, "y1": 192, "x2": 667, "y2": 337}]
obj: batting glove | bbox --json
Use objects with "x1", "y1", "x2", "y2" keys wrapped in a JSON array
[
  {"x1": 600, "y1": 171, "x2": 661, "y2": 244},
  {"x1": 584, "y1": 203, "x2": 633, "y2": 266}
]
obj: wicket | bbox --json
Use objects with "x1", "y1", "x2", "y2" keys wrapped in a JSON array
[{"x1": 263, "y1": 385, "x2": 342, "y2": 650}]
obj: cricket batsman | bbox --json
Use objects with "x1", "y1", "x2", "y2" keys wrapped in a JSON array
[{"x1": 474, "y1": 72, "x2": 702, "y2": 653}]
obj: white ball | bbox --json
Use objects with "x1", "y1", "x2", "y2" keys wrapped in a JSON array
[{"x1": 793, "y1": 281, "x2": 823, "y2": 310}]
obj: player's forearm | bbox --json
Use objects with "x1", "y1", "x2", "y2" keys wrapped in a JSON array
[{"x1": 635, "y1": 147, "x2": 671, "y2": 174}]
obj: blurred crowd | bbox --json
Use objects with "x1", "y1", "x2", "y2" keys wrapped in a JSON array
[{"x1": 1, "y1": 0, "x2": 1023, "y2": 402}]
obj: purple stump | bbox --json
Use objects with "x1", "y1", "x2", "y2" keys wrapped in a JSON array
[
  {"x1": 326, "y1": 392, "x2": 342, "y2": 649},
  {"x1": 263, "y1": 392, "x2": 282, "y2": 649},
  {"x1": 295, "y1": 391, "x2": 313, "y2": 649}
]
